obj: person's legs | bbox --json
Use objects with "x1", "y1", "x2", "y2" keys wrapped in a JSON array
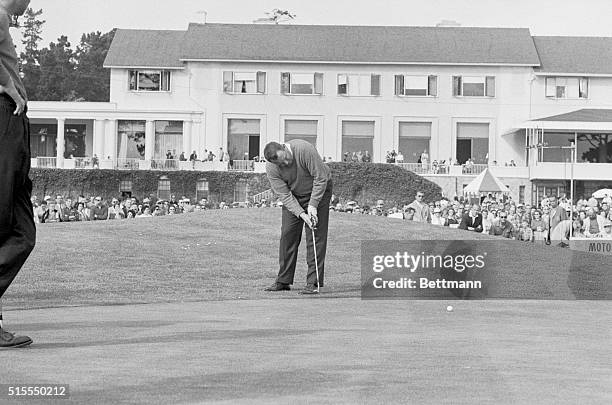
[{"x1": 276, "y1": 206, "x2": 303, "y2": 285}]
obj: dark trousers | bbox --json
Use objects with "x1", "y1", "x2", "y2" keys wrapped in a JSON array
[
  {"x1": 0, "y1": 96, "x2": 36, "y2": 299},
  {"x1": 277, "y1": 182, "x2": 332, "y2": 287}
]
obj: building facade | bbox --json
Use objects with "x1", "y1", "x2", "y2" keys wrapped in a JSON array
[{"x1": 27, "y1": 24, "x2": 612, "y2": 204}]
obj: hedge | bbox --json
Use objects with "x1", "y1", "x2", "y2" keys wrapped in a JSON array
[
  {"x1": 31, "y1": 163, "x2": 442, "y2": 206},
  {"x1": 327, "y1": 163, "x2": 442, "y2": 207}
]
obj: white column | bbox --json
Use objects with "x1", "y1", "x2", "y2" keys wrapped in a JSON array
[
  {"x1": 182, "y1": 120, "x2": 192, "y2": 156},
  {"x1": 93, "y1": 119, "x2": 105, "y2": 158},
  {"x1": 145, "y1": 120, "x2": 155, "y2": 161},
  {"x1": 56, "y1": 118, "x2": 65, "y2": 168},
  {"x1": 104, "y1": 119, "x2": 117, "y2": 160},
  {"x1": 192, "y1": 119, "x2": 202, "y2": 155}
]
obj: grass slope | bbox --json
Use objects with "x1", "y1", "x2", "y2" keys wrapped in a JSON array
[{"x1": 4, "y1": 209, "x2": 611, "y2": 309}]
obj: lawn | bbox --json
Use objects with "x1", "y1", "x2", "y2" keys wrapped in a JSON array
[{"x1": 4, "y1": 208, "x2": 610, "y2": 309}]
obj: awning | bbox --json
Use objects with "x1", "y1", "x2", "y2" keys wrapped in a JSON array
[
  {"x1": 511, "y1": 109, "x2": 612, "y2": 133},
  {"x1": 463, "y1": 168, "x2": 510, "y2": 195}
]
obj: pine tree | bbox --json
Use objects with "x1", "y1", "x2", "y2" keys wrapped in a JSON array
[
  {"x1": 36, "y1": 35, "x2": 76, "y2": 101},
  {"x1": 73, "y1": 29, "x2": 116, "y2": 101},
  {"x1": 19, "y1": 8, "x2": 45, "y2": 100}
]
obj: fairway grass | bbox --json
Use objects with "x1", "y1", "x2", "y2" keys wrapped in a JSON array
[{"x1": 4, "y1": 208, "x2": 610, "y2": 309}]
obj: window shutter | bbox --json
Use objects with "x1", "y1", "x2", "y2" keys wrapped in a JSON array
[
  {"x1": 129, "y1": 70, "x2": 137, "y2": 90},
  {"x1": 162, "y1": 71, "x2": 171, "y2": 91},
  {"x1": 256, "y1": 71, "x2": 266, "y2": 93},
  {"x1": 428, "y1": 75, "x2": 437, "y2": 97},
  {"x1": 579, "y1": 77, "x2": 588, "y2": 98},
  {"x1": 223, "y1": 71, "x2": 233, "y2": 93},
  {"x1": 314, "y1": 73, "x2": 324, "y2": 94},
  {"x1": 452, "y1": 76, "x2": 461, "y2": 96},
  {"x1": 338, "y1": 74, "x2": 348, "y2": 95},
  {"x1": 370, "y1": 74, "x2": 381, "y2": 96},
  {"x1": 545, "y1": 77, "x2": 555, "y2": 97},
  {"x1": 394, "y1": 75, "x2": 404, "y2": 95},
  {"x1": 485, "y1": 76, "x2": 495, "y2": 97},
  {"x1": 280, "y1": 72, "x2": 290, "y2": 94}
]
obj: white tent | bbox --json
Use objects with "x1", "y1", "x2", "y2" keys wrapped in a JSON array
[{"x1": 462, "y1": 168, "x2": 510, "y2": 196}]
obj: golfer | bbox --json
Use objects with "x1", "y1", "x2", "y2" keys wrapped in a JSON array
[
  {"x1": 263, "y1": 140, "x2": 332, "y2": 294},
  {"x1": 0, "y1": 0, "x2": 35, "y2": 348}
]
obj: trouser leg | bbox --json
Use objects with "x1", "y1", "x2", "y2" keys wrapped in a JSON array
[
  {"x1": 276, "y1": 206, "x2": 303, "y2": 285},
  {"x1": 304, "y1": 185, "x2": 332, "y2": 287},
  {"x1": 0, "y1": 112, "x2": 36, "y2": 299}
]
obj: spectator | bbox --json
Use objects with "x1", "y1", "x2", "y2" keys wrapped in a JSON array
[
  {"x1": 92, "y1": 197, "x2": 109, "y2": 220},
  {"x1": 458, "y1": 204, "x2": 483, "y2": 232},
  {"x1": 583, "y1": 207, "x2": 606, "y2": 237},
  {"x1": 489, "y1": 211, "x2": 515, "y2": 238},
  {"x1": 407, "y1": 192, "x2": 431, "y2": 223}
]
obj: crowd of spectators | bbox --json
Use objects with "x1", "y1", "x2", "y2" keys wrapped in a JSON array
[
  {"x1": 30, "y1": 194, "x2": 247, "y2": 223},
  {"x1": 325, "y1": 191, "x2": 612, "y2": 244}
]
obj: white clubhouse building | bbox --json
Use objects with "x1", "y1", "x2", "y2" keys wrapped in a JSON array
[{"x1": 27, "y1": 23, "x2": 612, "y2": 204}]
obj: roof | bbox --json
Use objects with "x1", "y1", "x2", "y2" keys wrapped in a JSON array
[
  {"x1": 463, "y1": 169, "x2": 510, "y2": 194},
  {"x1": 533, "y1": 36, "x2": 612, "y2": 75},
  {"x1": 180, "y1": 23, "x2": 540, "y2": 65},
  {"x1": 103, "y1": 29, "x2": 186, "y2": 69},
  {"x1": 533, "y1": 109, "x2": 612, "y2": 122}
]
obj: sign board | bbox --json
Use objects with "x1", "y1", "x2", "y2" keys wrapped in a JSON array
[{"x1": 570, "y1": 238, "x2": 612, "y2": 255}]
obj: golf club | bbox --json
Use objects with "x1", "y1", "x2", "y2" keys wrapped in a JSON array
[
  {"x1": 310, "y1": 215, "x2": 320, "y2": 293},
  {"x1": 0, "y1": 298, "x2": 3, "y2": 329}
]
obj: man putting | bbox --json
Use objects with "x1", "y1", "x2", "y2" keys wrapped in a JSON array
[
  {"x1": 0, "y1": 0, "x2": 35, "y2": 348},
  {"x1": 263, "y1": 140, "x2": 332, "y2": 295}
]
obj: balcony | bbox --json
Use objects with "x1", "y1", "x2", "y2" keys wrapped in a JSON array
[{"x1": 529, "y1": 162, "x2": 612, "y2": 181}]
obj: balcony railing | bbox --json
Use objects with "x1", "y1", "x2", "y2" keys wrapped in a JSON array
[
  {"x1": 151, "y1": 159, "x2": 179, "y2": 170},
  {"x1": 229, "y1": 160, "x2": 255, "y2": 171},
  {"x1": 115, "y1": 158, "x2": 141, "y2": 170},
  {"x1": 252, "y1": 188, "x2": 275, "y2": 204},
  {"x1": 394, "y1": 162, "x2": 454, "y2": 175},
  {"x1": 37, "y1": 157, "x2": 57, "y2": 168}
]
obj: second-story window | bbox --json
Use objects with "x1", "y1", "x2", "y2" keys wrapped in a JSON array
[
  {"x1": 545, "y1": 77, "x2": 588, "y2": 99},
  {"x1": 337, "y1": 74, "x2": 381, "y2": 96},
  {"x1": 394, "y1": 75, "x2": 437, "y2": 96},
  {"x1": 128, "y1": 70, "x2": 171, "y2": 92},
  {"x1": 281, "y1": 72, "x2": 323, "y2": 95},
  {"x1": 223, "y1": 71, "x2": 266, "y2": 94},
  {"x1": 453, "y1": 76, "x2": 495, "y2": 97}
]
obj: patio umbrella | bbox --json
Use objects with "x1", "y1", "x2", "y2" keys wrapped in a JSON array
[
  {"x1": 592, "y1": 188, "x2": 612, "y2": 199},
  {"x1": 462, "y1": 168, "x2": 510, "y2": 196}
]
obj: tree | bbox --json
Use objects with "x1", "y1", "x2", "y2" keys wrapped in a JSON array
[
  {"x1": 36, "y1": 35, "x2": 76, "y2": 101},
  {"x1": 578, "y1": 134, "x2": 612, "y2": 163},
  {"x1": 253, "y1": 9, "x2": 296, "y2": 24},
  {"x1": 19, "y1": 8, "x2": 45, "y2": 100},
  {"x1": 73, "y1": 29, "x2": 116, "y2": 102}
]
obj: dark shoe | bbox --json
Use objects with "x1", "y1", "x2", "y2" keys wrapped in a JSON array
[
  {"x1": 264, "y1": 282, "x2": 290, "y2": 292},
  {"x1": 0, "y1": 328, "x2": 33, "y2": 348},
  {"x1": 299, "y1": 284, "x2": 319, "y2": 295}
]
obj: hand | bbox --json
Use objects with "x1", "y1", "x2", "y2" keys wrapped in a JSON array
[
  {"x1": 299, "y1": 212, "x2": 314, "y2": 229},
  {"x1": 1, "y1": 83, "x2": 26, "y2": 115},
  {"x1": 307, "y1": 205, "x2": 318, "y2": 227}
]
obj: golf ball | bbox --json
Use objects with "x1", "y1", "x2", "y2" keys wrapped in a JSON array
[{"x1": 446, "y1": 305, "x2": 453, "y2": 312}]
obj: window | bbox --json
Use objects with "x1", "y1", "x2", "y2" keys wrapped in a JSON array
[
  {"x1": 456, "y1": 123, "x2": 489, "y2": 164},
  {"x1": 519, "y1": 185, "x2": 525, "y2": 204},
  {"x1": 158, "y1": 177, "x2": 171, "y2": 200},
  {"x1": 341, "y1": 121, "x2": 374, "y2": 159},
  {"x1": 228, "y1": 119, "x2": 260, "y2": 160},
  {"x1": 398, "y1": 122, "x2": 432, "y2": 163},
  {"x1": 337, "y1": 74, "x2": 381, "y2": 96},
  {"x1": 284, "y1": 120, "x2": 318, "y2": 147},
  {"x1": 545, "y1": 77, "x2": 588, "y2": 99},
  {"x1": 196, "y1": 179, "x2": 209, "y2": 200},
  {"x1": 128, "y1": 70, "x2": 171, "y2": 91},
  {"x1": 119, "y1": 180, "x2": 133, "y2": 193},
  {"x1": 223, "y1": 71, "x2": 266, "y2": 94},
  {"x1": 395, "y1": 75, "x2": 437, "y2": 96},
  {"x1": 453, "y1": 76, "x2": 495, "y2": 97},
  {"x1": 281, "y1": 72, "x2": 323, "y2": 95},
  {"x1": 154, "y1": 121, "x2": 183, "y2": 159},
  {"x1": 117, "y1": 121, "x2": 146, "y2": 160}
]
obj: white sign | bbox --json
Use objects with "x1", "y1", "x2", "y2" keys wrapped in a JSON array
[{"x1": 570, "y1": 238, "x2": 612, "y2": 255}]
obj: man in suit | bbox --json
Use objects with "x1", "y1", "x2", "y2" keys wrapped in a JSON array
[
  {"x1": 263, "y1": 140, "x2": 332, "y2": 295},
  {"x1": 458, "y1": 204, "x2": 483, "y2": 232},
  {"x1": 547, "y1": 196, "x2": 568, "y2": 242}
]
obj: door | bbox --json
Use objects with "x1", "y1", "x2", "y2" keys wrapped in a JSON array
[
  {"x1": 456, "y1": 139, "x2": 472, "y2": 164},
  {"x1": 248, "y1": 135, "x2": 260, "y2": 160}
]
